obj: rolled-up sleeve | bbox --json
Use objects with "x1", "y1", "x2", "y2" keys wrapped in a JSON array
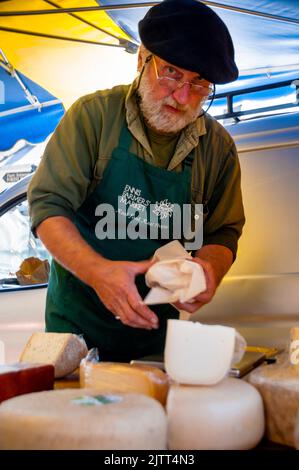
[
  {"x1": 203, "y1": 142, "x2": 245, "y2": 261},
  {"x1": 28, "y1": 95, "x2": 101, "y2": 233}
]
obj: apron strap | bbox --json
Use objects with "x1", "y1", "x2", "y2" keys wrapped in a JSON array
[
  {"x1": 183, "y1": 149, "x2": 195, "y2": 169},
  {"x1": 118, "y1": 120, "x2": 133, "y2": 152}
]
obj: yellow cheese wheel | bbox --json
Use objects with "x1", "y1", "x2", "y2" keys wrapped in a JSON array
[
  {"x1": 80, "y1": 361, "x2": 169, "y2": 405},
  {"x1": 0, "y1": 388, "x2": 167, "y2": 450}
]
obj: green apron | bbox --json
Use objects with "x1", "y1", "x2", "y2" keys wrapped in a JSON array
[{"x1": 46, "y1": 121, "x2": 195, "y2": 362}]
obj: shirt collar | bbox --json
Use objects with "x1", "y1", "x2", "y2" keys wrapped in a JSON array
[{"x1": 125, "y1": 78, "x2": 207, "y2": 161}]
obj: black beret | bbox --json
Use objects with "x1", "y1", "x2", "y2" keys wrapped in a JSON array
[{"x1": 138, "y1": 0, "x2": 238, "y2": 84}]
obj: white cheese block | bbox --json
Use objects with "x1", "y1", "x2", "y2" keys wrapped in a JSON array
[
  {"x1": 167, "y1": 378, "x2": 265, "y2": 450},
  {"x1": 0, "y1": 388, "x2": 167, "y2": 450},
  {"x1": 20, "y1": 332, "x2": 88, "y2": 378},
  {"x1": 164, "y1": 320, "x2": 235, "y2": 385}
]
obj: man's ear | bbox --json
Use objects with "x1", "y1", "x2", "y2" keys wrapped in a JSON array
[{"x1": 137, "y1": 48, "x2": 144, "y2": 73}]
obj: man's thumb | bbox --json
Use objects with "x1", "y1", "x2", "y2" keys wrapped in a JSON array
[{"x1": 131, "y1": 259, "x2": 155, "y2": 275}]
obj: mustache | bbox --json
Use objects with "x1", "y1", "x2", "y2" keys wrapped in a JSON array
[{"x1": 162, "y1": 96, "x2": 188, "y2": 112}]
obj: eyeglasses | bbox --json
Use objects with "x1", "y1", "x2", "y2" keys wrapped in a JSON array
[{"x1": 152, "y1": 55, "x2": 214, "y2": 97}]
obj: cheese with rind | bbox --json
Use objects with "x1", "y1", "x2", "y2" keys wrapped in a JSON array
[
  {"x1": 20, "y1": 332, "x2": 88, "y2": 378},
  {"x1": 167, "y1": 378, "x2": 265, "y2": 450},
  {"x1": 80, "y1": 361, "x2": 169, "y2": 405},
  {"x1": 0, "y1": 363, "x2": 54, "y2": 403},
  {"x1": 0, "y1": 388, "x2": 167, "y2": 450},
  {"x1": 249, "y1": 355, "x2": 299, "y2": 447}
]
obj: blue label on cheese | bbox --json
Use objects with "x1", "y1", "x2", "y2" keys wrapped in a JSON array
[{"x1": 71, "y1": 394, "x2": 123, "y2": 406}]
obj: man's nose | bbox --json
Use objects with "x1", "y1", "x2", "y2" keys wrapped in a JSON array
[{"x1": 172, "y1": 82, "x2": 192, "y2": 105}]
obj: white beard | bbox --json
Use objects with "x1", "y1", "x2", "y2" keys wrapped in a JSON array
[{"x1": 137, "y1": 68, "x2": 204, "y2": 135}]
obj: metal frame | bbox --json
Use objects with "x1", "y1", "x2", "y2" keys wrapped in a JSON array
[
  {"x1": 0, "y1": 49, "x2": 42, "y2": 108},
  {"x1": 0, "y1": 3, "x2": 158, "y2": 16},
  {"x1": 213, "y1": 78, "x2": 299, "y2": 121},
  {"x1": 44, "y1": 0, "x2": 125, "y2": 43},
  {"x1": 0, "y1": 26, "x2": 134, "y2": 50},
  {"x1": 0, "y1": 1, "x2": 298, "y2": 25}
]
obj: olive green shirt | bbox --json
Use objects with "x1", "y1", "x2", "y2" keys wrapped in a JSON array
[
  {"x1": 143, "y1": 121, "x2": 180, "y2": 169},
  {"x1": 28, "y1": 80, "x2": 245, "y2": 259}
]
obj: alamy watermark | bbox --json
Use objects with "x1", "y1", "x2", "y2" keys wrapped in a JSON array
[{"x1": 94, "y1": 186, "x2": 203, "y2": 251}]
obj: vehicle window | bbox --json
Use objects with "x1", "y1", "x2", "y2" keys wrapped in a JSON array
[
  {"x1": 0, "y1": 199, "x2": 51, "y2": 290},
  {"x1": 210, "y1": 79, "x2": 299, "y2": 124}
]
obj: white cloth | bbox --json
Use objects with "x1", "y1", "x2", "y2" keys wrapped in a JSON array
[{"x1": 144, "y1": 241, "x2": 207, "y2": 305}]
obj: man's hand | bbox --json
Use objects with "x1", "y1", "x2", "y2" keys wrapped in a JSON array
[
  {"x1": 173, "y1": 257, "x2": 217, "y2": 312},
  {"x1": 90, "y1": 259, "x2": 159, "y2": 329},
  {"x1": 174, "y1": 244, "x2": 233, "y2": 314},
  {"x1": 36, "y1": 216, "x2": 158, "y2": 330}
]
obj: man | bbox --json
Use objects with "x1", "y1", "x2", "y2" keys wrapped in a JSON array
[{"x1": 28, "y1": 0, "x2": 245, "y2": 361}]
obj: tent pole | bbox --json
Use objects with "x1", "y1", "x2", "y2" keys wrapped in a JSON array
[
  {"x1": 43, "y1": 0, "x2": 129, "y2": 44},
  {"x1": 0, "y1": 3, "x2": 298, "y2": 25},
  {"x1": 0, "y1": 26, "x2": 136, "y2": 51},
  {"x1": 0, "y1": 49, "x2": 41, "y2": 108}
]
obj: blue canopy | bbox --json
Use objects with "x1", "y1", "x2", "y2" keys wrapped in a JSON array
[
  {"x1": 99, "y1": 0, "x2": 299, "y2": 75},
  {"x1": 0, "y1": 64, "x2": 65, "y2": 152}
]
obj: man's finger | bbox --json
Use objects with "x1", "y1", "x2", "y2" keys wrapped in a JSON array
[
  {"x1": 114, "y1": 306, "x2": 153, "y2": 329},
  {"x1": 113, "y1": 289, "x2": 156, "y2": 328},
  {"x1": 109, "y1": 293, "x2": 152, "y2": 329},
  {"x1": 123, "y1": 298, "x2": 156, "y2": 328},
  {"x1": 127, "y1": 288, "x2": 159, "y2": 327}
]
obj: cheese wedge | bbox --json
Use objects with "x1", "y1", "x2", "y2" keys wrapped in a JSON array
[
  {"x1": 80, "y1": 360, "x2": 169, "y2": 405},
  {"x1": 20, "y1": 333, "x2": 88, "y2": 378},
  {"x1": 165, "y1": 319, "x2": 236, "y2": 385}
]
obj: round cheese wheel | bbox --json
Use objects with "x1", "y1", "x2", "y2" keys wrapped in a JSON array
[
  {"x1": 165, "y1": 320, "x2": 236, "y2": 385},
  {"x1": 167, "y1": 378, "x2": 265, "y2": 450},
  {"x1": 249, "y1": 356, "x2": 299, "y2": 447},
  {"x1": 0, "y1": 389, "x2": 167, "y2": 450}
]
